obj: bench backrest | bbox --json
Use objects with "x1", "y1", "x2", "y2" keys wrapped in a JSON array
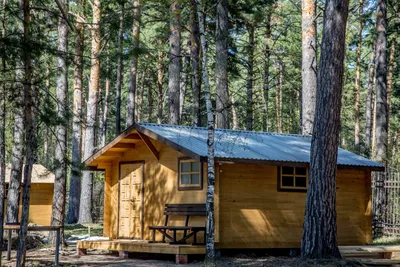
[{"x1": 164, "y1": 204, "x2": 206, "y2": 216}]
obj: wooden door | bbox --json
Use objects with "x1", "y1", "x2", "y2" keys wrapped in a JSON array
[{"x1": 118, "y1": 162, "x2": 143, "y2": 239}]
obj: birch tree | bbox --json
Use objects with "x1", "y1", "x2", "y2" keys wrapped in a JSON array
[
  {"x1": 301, "y1": 0, "x2": 350, "y2": 258},
  {"x1": 196, "y1": 0, "x2": 216, "y2": 262},
  {"x1": 115, "y1": 1, "x2": 124, "y2": 134},
  {"x1": 190, "y1": 0, "x2": 201, "y2": 126}
]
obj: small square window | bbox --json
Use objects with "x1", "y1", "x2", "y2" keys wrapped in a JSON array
[
  {"x1": 279, "y1": 166, "x2": 308, "y2": 191},
  {"x1": 178, "y1": 158, "x2": 203, "y2": 190}
]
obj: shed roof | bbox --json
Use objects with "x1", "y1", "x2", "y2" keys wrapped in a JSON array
[
  {"x1": 84, "y1": 123, "x2": 384, "y2": 171},
  {"x1": 135, "y1": 123, "x2": 384, "y2": 171},
  {"x1": 4, "y1": 164, "x2": 55, "y2": 183}
]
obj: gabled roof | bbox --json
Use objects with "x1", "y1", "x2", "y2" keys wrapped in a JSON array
[
  {"x1": 4, "y1": 164, "x2": 55, "y2": 183},
  {"x1": 84, "y1": 123, "x2": 385, "y2": 171}
]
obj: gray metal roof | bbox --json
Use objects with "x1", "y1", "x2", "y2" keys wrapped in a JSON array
[{"x1": 137, "y1": 123, "x2": 384, "y2": 170}]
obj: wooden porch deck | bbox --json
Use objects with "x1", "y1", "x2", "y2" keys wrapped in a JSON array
[{"x1": 77, "y1": 239, "x2": 206, "y2": 255}]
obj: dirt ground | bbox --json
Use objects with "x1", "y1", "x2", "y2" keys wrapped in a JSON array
[{"x1": 1, "y1": 247, "x2": 367, "y2": 267}]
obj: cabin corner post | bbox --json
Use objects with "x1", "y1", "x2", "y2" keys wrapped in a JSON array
[
  {"x1": 103, "y1": 165, "x2": 112, "y2": 238},
  {"x1": 365, "y1": 171, "x2": 373, "y2": 244}
]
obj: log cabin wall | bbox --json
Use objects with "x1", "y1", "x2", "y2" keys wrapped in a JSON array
[
  {"x1": 102, "y1": 133, "x2": 371, "y2": 247},
  {"x1": 217, "y1": 163, "x2": 372, "y2": 248},
  {"x1": 103, "y1": 138, "x2": 207, "y2": 240}
]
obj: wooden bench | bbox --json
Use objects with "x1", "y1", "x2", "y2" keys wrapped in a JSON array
[{"x1": 149, "y1": 204, "x2": 206, "y2": 245}]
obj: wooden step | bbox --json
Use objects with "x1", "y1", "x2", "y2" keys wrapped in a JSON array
[{"x1": 349, "y1": 258, "x2": 400, "y2": 266}]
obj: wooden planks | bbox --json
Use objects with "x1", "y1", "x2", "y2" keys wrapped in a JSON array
[{"x1": 77, "y1": 240, "x2": 205, "y2": 255}]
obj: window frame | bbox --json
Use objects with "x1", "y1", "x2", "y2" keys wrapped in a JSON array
[
  {"x1": 277, "y1": 166, "x2": 308, "y2": 192},
  {"x1": 178, "y1": 157, "x2": 203, "y2": 191}
]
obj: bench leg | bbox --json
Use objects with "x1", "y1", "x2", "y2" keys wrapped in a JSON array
[
  {"x1": 152, "y1": 229, "x2": 155, "y2": 242},
  {"x1": 77, "y1": 248, "x2": 87, "y2": 256},
  {"x1": 176, "y1": 254, "x2": 188, "y2": 264},
  {"x1": 119, "y1": 251, "x2": 129, "y2": 259},
  {"x1": 7, "y1": 229, "x2": 11, "y2": 260}
]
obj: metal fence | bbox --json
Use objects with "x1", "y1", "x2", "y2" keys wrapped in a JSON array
[{"x1": 372, "y1": 168, "x2": 400, "y2": 237}]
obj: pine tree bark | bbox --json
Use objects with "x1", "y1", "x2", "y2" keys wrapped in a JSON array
[
  {"x1": 50, "y1": 0, "x2": 68, "y2": 244},
  {"x1": 101, "y1": 45, "x2": 110, "y2": 146},
  {"x1": 386, "y1": 39, "x2": 395, "y2": 132},
  {"x1": 301, "y1": 0, "x2": 317, "y2": 135},
  {"x1": 126, "y1": 0, "x2": 141, "y2": 127},
  {"x1": 137, "y1": 70, "x2": 145, "y2": 122},
  {"x1": 0, "y1": 0, "x2": 7, "y2": 263},
  {"x1": 168, "y1": 0, "x2": 181, "y2": 125},
  {"x1": 374, "y1": 0, "x2": 387, "y2": 163},
  {"x1": 354, "y1": 0, "x2": 363, "y2": 150},
  {"x1": 66, "y1": 0, "x2": 84, "y2": 225},
  {"x1": 157, "y1": 49, "x2": 164, "y2": 124},
  {"x1": 180, "y1": 44, "x2": 190, "y2": 121},
  {"x1": 301, "y1": 0, "x2": 350, "y2": 259},
  {"x1": 263, "y1": 9, "x2": 272, "y2": 132},
  {"x1": 16, "y1": 0, "x2": 34, "y2": 263},
  {"x1": 365, "y1": 44, "x2": 376, "y2": 155},
  {"x1": 190, "y1": 0, "x2": 201, "y2": 126},
  {"x1": 215, "y1": 0, "x2": 229, "y2": 129},
  {"x1": 246, "y1": 23, "x2": 254, "y2": 131},
  {"x1": 196, "y1": 0, "x2": 215, "y2": 262},
  {"x1": 115, "y1": 2, "x2": 124, "y2": 135},
  {"x1": 79, "y1": 0, "x2": 101, "y2": 224},
  {"x1": 7, "y1": 0, "x2": 27, "y2": 225}
]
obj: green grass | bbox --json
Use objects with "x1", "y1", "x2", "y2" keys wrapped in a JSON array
[
  {"x1": 373, "y1": 236, "x2": 400, "y2": 245},
  {"x1": 64, "y1": 223, "x2": 104, "y2": 238}
]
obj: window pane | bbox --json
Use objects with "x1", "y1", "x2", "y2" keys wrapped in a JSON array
[
  {"x1": 181, "y1": 162, "x2": 190, "y2": 173},
  {"x1": 191, "y1": 162, "x2": 200, "y2": 172},
  {"x1": 282, "y1": 166, "x2": 294, "y2": 175},
  {"x1": 296, "y1": 167, "x2": 307, "y2": 176},
  {"x1": 181, "y1": 174, "x2": 190, "y2": 184},
  {"x1": 191, "y1": 174, "x2": 200, "y2": 184},
  {"x1": 296, "y1": 177, "x2": 307, "y2": 187},
  {"x1": 282, "y1": 176, "x2": 294, "y2": 187}
]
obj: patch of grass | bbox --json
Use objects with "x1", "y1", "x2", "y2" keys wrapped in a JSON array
[
  {"x1": 373, "y1": 236, "x2": 400, "y2": 245},
  {"x1": 64, "y1": 223, "x2": 103, "y2": 238}
]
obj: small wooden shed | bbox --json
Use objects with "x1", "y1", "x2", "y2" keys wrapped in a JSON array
[
  {"x1": 4, "y1": 164, "x2": 54, "y2": 225},
  {"x1": 81, "y1": 123, "x2": 384, "y2": 255}
]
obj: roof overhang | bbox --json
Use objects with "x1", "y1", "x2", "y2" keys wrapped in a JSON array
[{"x1": 84, "y1": 123, "x2": 385, "y2": 173}]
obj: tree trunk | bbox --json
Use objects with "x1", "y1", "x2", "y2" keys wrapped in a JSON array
[
  {"x1": 374, "y1": 0, "x2": 387, "y2": 163},
  {"x1": 0, "y1": 0, "x2": 7, "y2": 263},
  {"x1": 16, "y1": 0, "x2": 33, "y2": 263},
  {"x1": 50, "y1": 0, "x2": 69, "y2": 244},
  {"x1": 301, "y1": 0, "x2": 350, "y2": 258},
  {"x1": 354, "y1": 0, "x2": 363, "y2": 150},
  {"x1": 126, "y1": 0, "x2": 141, "y2": 127},
  {"x1": 231, "y1": 95, "x2": 238, "y2": 130},
  {"x1": 67, "y1": 5, "x2": 84, "y2": 224},
  {"x1": 137, "y1": 70, "x2": 145, "y2": 122},
  {"x1": 278, "y1": 63, "x2": 283, "y2": 132},
  {"x1": 148, "y1": 76, "x2": 154, "y2": 122},
  {"x1": 301, "y1": 0, "x2": 317, "y2": 135},
  {"x1": 168, "y1": 0, "x2": 181, "y2": 125},
  {"x1": 7, "y1": 0, "x2": 27, "y2": 225},
  {"x1": 79, "y1": 0, "x2": 101, "y2": 224},
  {"x1": 115, "y1": 2, "x2": 124, "y2": 135},
  {"x1": 373, "y1": 0, "x2": 387, "y2": 229},
  {"x1": 43, "y1": 62, "x2": 51, "y2": 165},
  {"x1": 246, "y1": 23, "x2": 254, "y2": 131},
  {"x1": 157, "y1": 50, "x2": 164, "y2": 124},
  {"x1": 365, "y1": 44, "x2": 376, "y2": 155},
  {"x1": 386, "y1": 39, "x2": 395, "y2": 133},
  {"x1": 101, "y1": 44, "x2": 110, "y2": 146},
  {"x1": 179, "y1": 44, "x2": 189, "y2": 122},
  {"x1": 275, "y1": 62, "x2": 282, "y2": 133},
  {"x1": 215, "y1": 0, "x2": 229, "y2": 129},
  {"x1": 263, "y1": 9, "x2": 272, "y2": 132},
  {"x1": 190, "y1": 0, "x2": 201, "y2": 127},
  {"x1": 196, "y1": 1, "x2": 215, "y2": 262}
]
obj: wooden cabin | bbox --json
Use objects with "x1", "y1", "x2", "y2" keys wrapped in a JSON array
[
  {"x1": 4, "y1": 164, "x2": 54, "y2": 225},
  {"x1": 79, "y1": 123, "x2": 384, "y2": 259}
]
